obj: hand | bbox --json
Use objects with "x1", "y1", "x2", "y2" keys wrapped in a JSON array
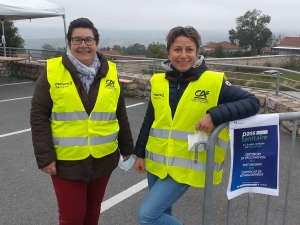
[
  {"x1": 121, "y1": 155, "x2": 130, "y2": 162},
  {"x1": 195, "y1": 114, "x2": 214, "y2": 133},
  {"x1": 134, "y1": 157, "x2": 146, "y2": 174},
  {"x1": 41, "y1": 161, "x2": 57, "y2": 176}
]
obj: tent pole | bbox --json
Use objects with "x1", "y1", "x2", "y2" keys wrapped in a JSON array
[
  {"x1": 62, "y1": 15, "x2": 67, "y2": 50},
  {"x1": 1, "y1": 20, "x2": 6, "y2": 57}
]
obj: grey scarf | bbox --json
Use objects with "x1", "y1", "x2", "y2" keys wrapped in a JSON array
[
  {"x1": 66, "y1": 46, "x2": 101, "y2": 93},
  {"x1": 161, "y1": 55, "x2": 205, "y2": 72}
]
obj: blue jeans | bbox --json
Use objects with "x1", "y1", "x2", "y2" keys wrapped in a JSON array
[{"x1": 137, "y1": 172, "x2": 189, "y2": 225}]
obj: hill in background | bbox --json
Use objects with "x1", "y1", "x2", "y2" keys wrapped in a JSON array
[{"x1": 22, "y1": 29, "x2": 228, "y2": 50}]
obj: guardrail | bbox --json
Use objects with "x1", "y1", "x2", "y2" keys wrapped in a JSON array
[
  {"x1": 0, "y1": 46, "x2": 64, "y2": 62},
  {"x1": 205, "y1": 62, "x2": 300, "y2": 99},
  {"x1": 1, "y1": 47, "x2": 299, "y2": 99}
]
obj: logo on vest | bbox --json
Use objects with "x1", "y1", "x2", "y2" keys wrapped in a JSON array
[
  {"x1": 153, "y1": 93, "x2": 164, "y2": 99},
  {"x1": 105, "y1": 80, "x2": 116, "y2": 90},
  {"x1": 55, "y1": 81, "x2": 72, "y2": 88},
  {"x1": 192, "y1": 90, "x2": 209, "y2": 103}
]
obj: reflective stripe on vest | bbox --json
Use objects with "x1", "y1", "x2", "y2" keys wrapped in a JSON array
[
  {"x1": 47, "y1": 57, "x2": 120, "y2": 160},
  {"x1": 146, "y1": 150, "x2": 167, "y2": 164},
  {"x1": 90, "y1": 112, "x2": 117, "y2": 121},
  {"x1": 145, "y1": 71, "x2": 230, "y2": 188},
  {"x1": 145, "y1": 149, "x2": 224, "y2": 172},
  {"x1": 90, "y1": 132, "x2": 119, "y2": 145},
  {"x1": 150, "y1": 128, "x2": 229, "y2": 151},
  {"x1": 51, "y1": 112, "x2": 88, "y2": 121},
  {"x1": 149, "y1": 128, "x2": 169, "y2": 138},
  {"x1": 53, "y1": 137, "x2": 88, "y2": 146},
  {"x1": 52, "y1": 132, "x2": 119, "y2": 146},
  {"x1": 51, "y1": 112, "x2": 117, "y2": 121}
]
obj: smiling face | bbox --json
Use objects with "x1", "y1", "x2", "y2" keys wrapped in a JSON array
[
  {"x1": 167, "y1": 35, "x2": 198, "y2": 72},
  {"x1": 68, "y1": 27, "x2": 99, "y2": 66}
]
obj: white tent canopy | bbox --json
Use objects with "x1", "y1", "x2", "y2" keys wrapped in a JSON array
[
  {"x1": 0, "y1": 0, "x2": 66, "y2": 56},
  {"x1": 0, "y1": 0, "x2": 65, "y2": 21}
]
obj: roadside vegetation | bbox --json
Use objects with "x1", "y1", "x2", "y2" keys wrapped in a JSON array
[{"x1": 224, "y1": 57, "x2": 300, "y2": 91}]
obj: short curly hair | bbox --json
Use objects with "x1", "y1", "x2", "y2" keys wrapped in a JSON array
[
  {"x1": 66, "y1": 18, "x2": 99, "y2": 43},
  {"x1": 166, "y1": 26, "x2": 201, "y2": 51}
]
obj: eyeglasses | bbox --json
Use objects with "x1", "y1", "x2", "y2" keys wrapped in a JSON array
[{"x1": 71, "y1": 37, "x2": 96, "y2": 46}]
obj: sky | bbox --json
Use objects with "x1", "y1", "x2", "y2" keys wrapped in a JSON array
[{"x1": 13, "y1": 0, "x2": 300, "y2": 43}]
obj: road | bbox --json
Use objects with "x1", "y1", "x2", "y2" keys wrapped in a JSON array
[{"x1": 0, "y1": 77, "x2": 299, "y2": 225}]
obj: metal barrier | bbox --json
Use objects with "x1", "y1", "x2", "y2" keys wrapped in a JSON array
[
  {"x1": 0, "y1": 46, "x2": 64, "y2": 62},
  {"x1": 110, "y1": 59, "x2": 300, "y2": 100},
  {"x1": 203, "y1": 112, "x2": 300, "y2": 225},
  {"x1": 205, "y1": 62, "x2": 300, "y2": 100},
  {"x1": 0, "y1": 47, "x2": 299, "y2": 99}
]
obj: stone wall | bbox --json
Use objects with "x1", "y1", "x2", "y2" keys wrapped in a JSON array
[
  {"x1": 0, "y1": 61, "x2": 45, "y2": 79},
  {"x1": 205, "y1": 55, "x2": 292, "y2": 72},
  {"x1": 206, "y1": 55, "x2": 291, "y2": 67},
  {"x1": 0, "y1": 62, "x2": 9, "y2": 76}
]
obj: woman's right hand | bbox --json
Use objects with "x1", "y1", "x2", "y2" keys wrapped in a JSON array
[
  {"x1": 41, "y1": 161, "x2": 57, "y2": 176},
  {"x1": 134, "y1": 157, "x2": 146, "y2": 174}
]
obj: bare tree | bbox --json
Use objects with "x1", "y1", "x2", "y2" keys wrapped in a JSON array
[{"x1": 270, "y1": 33, "x2": 285, "y2": 47}]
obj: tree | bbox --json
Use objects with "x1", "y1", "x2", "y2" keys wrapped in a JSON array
[
  {"x1": 213, "y1": 45, "x2": 225, "y2": 58},
  {"x1": 121, "y1": 46, "x2": 127, "y2": 55},
  {"x1": 100, "y1": 47, "x2": 110, "y2": 51},
  {"x1": 270, "y1": 33, "x2": 285, "y2": 47},
  {"x1": 55, "y1": 47, "x2": 65, "y2": 57},
  {"x1": 228, "y1": 9, "x2": 272, "y2": 55},
  {"x1": 56, "y1": 47, "x2": 65, "y2": 52},
  {"x1": 42, "y1": 43, "x2": 56, "y2": 59},
  {"x1": 2, "y1": 21, "x2": 24, "y2": 48},
  {"x1": 147, "y1": 42, "x2": 167, "y2": 59},
  {"x1": 126, "y1": 43, "x2": 147, "y2": 55},
  {"x1": 113, "y1": 45, "x2": 122, "y2": 53}
]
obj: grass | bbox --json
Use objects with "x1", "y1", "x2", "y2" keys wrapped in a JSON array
[
  {"x1": 140, "y1": 65, "x2": 300, "y2": 92},
  {"x1": 224, "y1": 69, "x2": 300, "y2": 91}
]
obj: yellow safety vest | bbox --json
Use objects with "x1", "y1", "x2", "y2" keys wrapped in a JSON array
[
  {"x1": 146, "y1": 71, "x2": 230, "y2": 188},
  {"x1": 47, "y1": 57, "x2": 120, "y2": 160}
]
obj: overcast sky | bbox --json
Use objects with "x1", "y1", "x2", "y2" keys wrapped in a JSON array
[{"x1": 15, "y1": 0, "x2": 299, "y2": 40}]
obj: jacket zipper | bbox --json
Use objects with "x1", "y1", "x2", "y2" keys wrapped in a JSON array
[{"x1": 177, "y1": 73, "x2": 182, "y2": 101}]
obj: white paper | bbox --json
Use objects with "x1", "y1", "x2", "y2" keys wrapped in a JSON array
[
  {"x1": 118, "y1": 155, "x2": 135, "y2": 171},
  {"x1": 187, "y1": 131, "x2": 208, "y2": 152}
]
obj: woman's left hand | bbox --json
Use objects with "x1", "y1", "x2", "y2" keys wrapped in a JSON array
[
  {"x1": 121, "y1": 155, "x2": 130, "y2": 162},
  {"x1": 195, "y1": 114, "x2": 214, "y2": 133}
]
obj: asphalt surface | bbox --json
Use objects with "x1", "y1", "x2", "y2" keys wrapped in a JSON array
[{"x1": 0, "y1": 76, "x2": 299, "y2": 225}]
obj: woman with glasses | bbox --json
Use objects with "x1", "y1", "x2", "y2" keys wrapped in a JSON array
[{"x1": 30, "y1": 18, "x2": 134, "y2": 225}]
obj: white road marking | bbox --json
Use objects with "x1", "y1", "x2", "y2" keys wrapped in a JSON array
[
  {"x1": 101, "y1": 179, "x2": 148, "y2": 213},
  {"x1": 0, "y1": 96, "x2": 32, "y2": 103},
  {"x1": 0, "y1": 128, "x2": 31, "y2": 138},
  {"x1": 0, "y1": 81, "x2": 33, "y2": 87},
  {"x1": 126, "y1": 102, "x2": 145, "y2": 108}
]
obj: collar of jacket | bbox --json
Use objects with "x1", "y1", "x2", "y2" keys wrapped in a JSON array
[
  {"x1": 165, "y1": 60, "x2": 208, "y2": 83},
  {"x1": 61, "y1": 52, "x2": 109, "y2": 80}
]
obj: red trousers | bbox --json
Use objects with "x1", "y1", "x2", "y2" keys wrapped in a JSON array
[{"x1": 51, "y1": 172, "x2": 111, "y2": 225}]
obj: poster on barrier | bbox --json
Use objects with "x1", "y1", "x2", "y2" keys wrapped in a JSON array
[{"x1": 227, "y1": 114, "x2": 279, "y2": 200}]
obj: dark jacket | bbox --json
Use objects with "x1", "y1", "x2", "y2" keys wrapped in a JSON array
[
  {"x1": 134, "y1": 58, "x2": 260, "y2": 158},
  {"x1": 30, "y1": 52, "x2": 134, "y2": 182}
]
